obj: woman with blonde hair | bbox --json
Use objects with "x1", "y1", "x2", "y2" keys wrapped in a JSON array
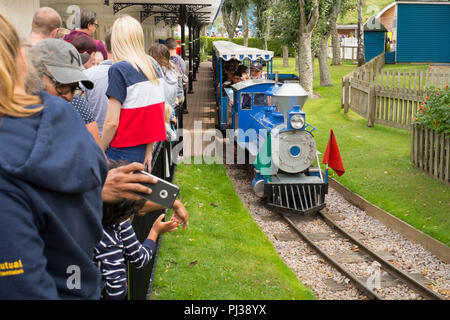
[
  {"x1": 101, "y1": 15, "x2": 166, "y2": 170},
  {"x1": 0, "y1": 13, "x2": 108, "y2": 299}
]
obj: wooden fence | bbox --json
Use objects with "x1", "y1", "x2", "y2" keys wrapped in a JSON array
[
  {"x1": 411, "y1": 125, "x2": 449, "y2": 184},
  {"x1": 342, "y1": 53, "x2": 450, "y2": 130},
  {"x1": 342, "y1": 53, "x2": 385, "y2": 127},
  {"x1": 328, "y1": 45, "x2": 358, "y2": 61}
]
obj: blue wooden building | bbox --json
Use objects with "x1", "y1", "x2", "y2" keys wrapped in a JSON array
[
  {"x1": 364, "y1": 16, "x2": 388, "y2": 62},
  {"x1": 396, "y1": 1, "x2": 450, "y2": 63},
  {"x1": 364, "y1": 1, "x2": 450, "y2": 64}
]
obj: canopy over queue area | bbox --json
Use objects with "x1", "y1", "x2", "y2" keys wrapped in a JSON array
[{"x1": 1, "y1": 0, "x2": 222, "y2": 101}]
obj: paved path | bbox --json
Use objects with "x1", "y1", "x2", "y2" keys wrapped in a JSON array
[{"x1": 181, "y1": 61, "x2": 220, "y2": 157}]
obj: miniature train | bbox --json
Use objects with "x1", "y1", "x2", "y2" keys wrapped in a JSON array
[{"x1": 212, "y1": 41, "x2": 328, "y2": 214}]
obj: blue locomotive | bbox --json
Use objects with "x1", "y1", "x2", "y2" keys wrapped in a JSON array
[
  {"x1": 230, "y1": 80, "x2": 328, "y2": 214},
  {"x1": 212, "y1": 41, "x2": 327, "y2": 214}
]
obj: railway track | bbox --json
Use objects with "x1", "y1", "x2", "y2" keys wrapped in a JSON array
[
  {"x1": 277, "y1": 209, "x2": 445, "y2": 300},
  {"x1": 226, "y1": 163, "x2": 449, "y2": 300}
]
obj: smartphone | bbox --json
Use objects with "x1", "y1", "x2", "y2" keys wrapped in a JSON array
[{"x1": 134, "y1": 170, "x2": 179, "y2": 209}]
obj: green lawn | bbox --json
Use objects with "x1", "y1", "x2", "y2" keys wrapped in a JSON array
[
  {"x1": 379, "y1": 63, "x2": 430, "y2": 88},
  {"x1": 273, "y1": 57, "x2": 449, "y2": 246},
  {"x1": 151, "y1": 162, "x2": 316, "y2": 300},
  {"x1": 382, "y1": 63, "x2": 429, "y2": 71}
]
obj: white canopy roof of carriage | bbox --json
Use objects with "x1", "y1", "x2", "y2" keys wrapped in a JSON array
[
  {"x1": 116, "y1": 0, "x2": 223, "y2": 24},
  {"x1": 213, "y1": 41, "x2": 274, "y2": 62}
]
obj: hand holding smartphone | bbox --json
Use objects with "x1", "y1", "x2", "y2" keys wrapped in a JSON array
[{"x1": 133, "y1": 171, "x2": 179, "y2": 209}]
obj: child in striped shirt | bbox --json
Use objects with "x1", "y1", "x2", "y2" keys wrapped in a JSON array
[{"x1": 94, "y1": 162, "x2": 186, "y2": 300}]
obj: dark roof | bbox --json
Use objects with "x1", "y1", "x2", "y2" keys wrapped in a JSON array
[{"x1": 364, "y1": 16, "x2": 388, "y2": 32}]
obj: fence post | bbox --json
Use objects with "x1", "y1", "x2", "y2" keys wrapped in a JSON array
[
  {"x1": 410, "y1": 125, "x2": 414, "y2": 163},
  {"x1": 343, "y1": 76, "x2": 350, "y2": 112},
  {"x1": 341, "y1": 76, "x2": 346, "y2": 109},
  {"x1": 367, "y1": 84, "x2": 376, "y2": 127}
]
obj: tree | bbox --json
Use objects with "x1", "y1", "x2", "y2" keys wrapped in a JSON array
[
  {"x1": 298, "y1": 0, "x2": 320, "y2": 95},
  {"x1": 330, "y1": 0, "x2": 354, "y2": 65},
  {"x1": 241, "y1": 0, "x2": 250, "y2": 46},
  {"x1": 315, "y1": 0, "x2": 342, "y2": 87},
  {"x1": 253, "y1": 0, "x2": 271, "y2": 50},
  {"x1": 356, "y1": 0, "x2": 365, "y2": 66},
  {"x1": 270, "y1": 0, "x2": 319, "y2": 95},
  {"x1": 270, "y1": 0, "x2": 292, "y2": 67},
  {"x1": 330, "y1": 25, "x2": 341, "y2": 65},
  {"x1": 270, "y1": 0, "x2": 299, "y2": 48},
  {"x1": 282, "y1": 45, "x2": 289, "y2": 67},
  {"x1": 222, "y1": 0, "x2": 242, "y2": 42}
]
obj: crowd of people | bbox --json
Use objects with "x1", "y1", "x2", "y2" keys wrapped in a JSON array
[{"x1": 0, "y1": 7, "x2": 189, "y2": 300}]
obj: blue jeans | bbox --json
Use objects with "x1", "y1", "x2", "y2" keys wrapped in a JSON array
[{"x1": 105, "y1": 145, "x2": 146, "y2": 163}]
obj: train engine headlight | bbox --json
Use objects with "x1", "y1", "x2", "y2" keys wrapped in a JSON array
[{"x1": 290, "y1": 114, "x2": 305, "y2": 130}]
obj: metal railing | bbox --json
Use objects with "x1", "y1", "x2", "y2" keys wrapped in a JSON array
[{"x1": 126, "y1": 108, "x2": 183, "y2": 300}]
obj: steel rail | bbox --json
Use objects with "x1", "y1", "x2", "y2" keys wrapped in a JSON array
[
  {"x1": 279, "y1": 213, "x2": 384, "y2": 300},
  {"x1": 318, "y1": 210, "x2": 444, "y2": 300}
]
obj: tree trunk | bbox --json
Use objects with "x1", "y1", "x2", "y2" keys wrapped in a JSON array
[
  {"x1": 222, "y1": 5, "x2": 240, "y2": 43},
  {"x1": 318, "y1": 37, "x2": 332, "y2": 86},
  {"x1": 283, "y1": 45, "x2": 289, "y2": 67},
  {"x1": 297, "y1": 0, "x2": 319, "y2": 96},
  {"x1": 298, "y1": 32, "x2": 314, "y2": 96},
  {"x1": 228, "y1": 32, "x2": 234, "y2": 42},
  {"x1": 243, "y1": 10, "x2": 249, "y2": 47},
  {"x1": 295, "y1": 53, "x2": 299, "y2": 70},
  {"x1": 357, "y1": 0, "x2": 365, "y2": 66},
  {"x1": 331, "y1": 25, "x2": 341, "y2": 65}
]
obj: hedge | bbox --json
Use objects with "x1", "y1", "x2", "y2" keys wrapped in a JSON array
[{"x1": 200, "y1": 36, "x2": 295, "y2": 57}]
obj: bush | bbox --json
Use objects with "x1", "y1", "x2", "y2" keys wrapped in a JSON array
[
  {"x1": 413, "y1": 84, "x2": 450, "y2": 134},
  {"x1": 200, "y1": 36, "x2": 296, "y2": 57}
]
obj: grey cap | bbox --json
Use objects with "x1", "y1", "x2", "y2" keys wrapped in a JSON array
[
  {"x1": 251, "y1": 61, "x2": 262, "y2": 71},
  {"x1": 31, "y1": 39, "x2": 94, "y2": 90}
]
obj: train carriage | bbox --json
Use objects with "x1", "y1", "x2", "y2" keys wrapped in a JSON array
[{"x1": 212, "y1": 40, "x2": 298, "y2": 131}]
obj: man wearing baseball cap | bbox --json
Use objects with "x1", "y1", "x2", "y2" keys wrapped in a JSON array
[
  {"x1": 250, "y1": 61, "x2": 263, "y2": 79},
  {"x1": 30, "y1": 38, "x2": 101, "y2": 147}
]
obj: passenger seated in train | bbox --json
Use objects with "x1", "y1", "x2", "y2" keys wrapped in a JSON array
[
  {"x1": 225, "y1": 69, "x2": 246, "y2": 107},
  {"x1": 250, "y1": 62, "x2": 263, "y2": 79},
  {"x1": 237, "y1": 64, "x2": 250, "y2": 81},
  {"x1": 223, "y1": 61, "x2": 238, "y2": 84},
  {"x1": 217, "y1": 59, "x2": 237, "y2": 96},
  {"x1": 231, "y1": 70, "x2": 244, "y2": 84}
]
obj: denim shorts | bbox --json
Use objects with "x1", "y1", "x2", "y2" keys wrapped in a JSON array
[{"x1": 105, "y1": 145, "x2": 146, "y2": 163}]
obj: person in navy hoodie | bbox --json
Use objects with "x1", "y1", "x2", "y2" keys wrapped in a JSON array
[
  {"x1": 0, "y1": 13, "x2": 160, "y2": 300},
  {"x1": 0, "y1": 13, "x2": 108, "y2": 299}
]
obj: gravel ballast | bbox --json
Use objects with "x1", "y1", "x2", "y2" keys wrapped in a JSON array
[{"x1": 225, "y1": 164, "x2": 450, "y2": 300}]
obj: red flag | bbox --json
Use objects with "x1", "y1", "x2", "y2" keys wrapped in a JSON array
[{"x1": 323, "y1": 130, "x2": 345, "y2": 176}]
